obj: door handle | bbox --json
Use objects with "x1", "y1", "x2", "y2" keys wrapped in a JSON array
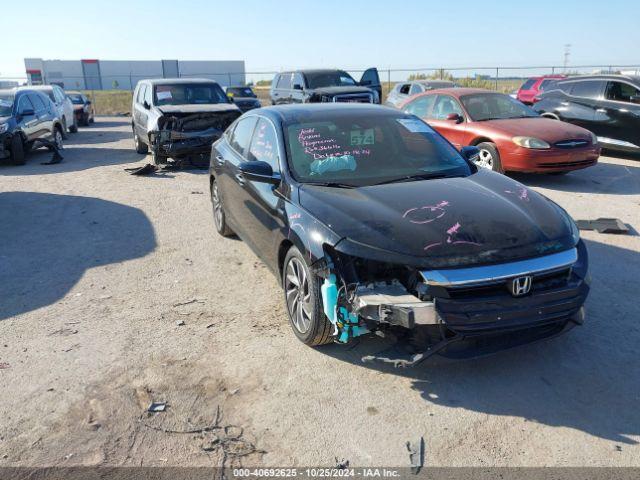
[
  {"x1": 234, "y1": 173, "x2": 246, "y2": 186},
  {"x1": 214, "y1": 154, "x2": 225, "y2": 166},
  {"x1": 596, "y1": 109, "x2": 606, "y2": 113}
]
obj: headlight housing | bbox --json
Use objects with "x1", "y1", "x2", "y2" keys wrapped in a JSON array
[
  {"x1": 512, "y1": 136, "x2": 551, "y2": 149},
  {"x1": 0, "y1": 123, "x2": 8, "y2": 134}
]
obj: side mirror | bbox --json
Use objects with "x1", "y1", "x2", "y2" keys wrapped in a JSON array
[
  {"x1": 293, "y1": 84, "x2": 303, "y2": 91},
  {"x1": 143, "y1": 101, "x2": 151, "y2": 110},
  {"x1": 446, "y1": 113, "x2": 463, "y2": 123},
  {"x1": 19, "y1": 108, "x2": 35, "y2": 118},
  {"x1": 460, "y1": 146, "x2": 480, "y2": 162},
  {"x1": 228, "y1": 95, "x2": 235, "y2": 102},
  {"x1": 239, "y1": 160, "x2": 280, "y2": 184}
]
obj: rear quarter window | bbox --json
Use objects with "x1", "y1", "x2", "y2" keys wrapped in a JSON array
[{"x1": 520, "y1": 78, "x2": 536, "y2": 90}]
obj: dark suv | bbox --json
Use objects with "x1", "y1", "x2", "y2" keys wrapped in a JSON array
[
  {"x1": 533, "y1": 75, "x2": 640, "y2": 153},
  {"x1": 270, "y1": 68, "x2": 381, "y2": 105},
  {"x1": 0, "y1": 89, "x2": 64, "y2": 165}
]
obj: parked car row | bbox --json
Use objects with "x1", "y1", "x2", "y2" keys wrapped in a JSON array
[
  {"x1": 0, "y1": 83, "x2": 97, "y2": 165},
  {"x1": 0, "y1": 88, "x2": 65, "y2": 165}
]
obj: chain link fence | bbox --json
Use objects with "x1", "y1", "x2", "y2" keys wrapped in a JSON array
[{"x1": 2, "y1": 64, "x2": 639, "y2": 115}]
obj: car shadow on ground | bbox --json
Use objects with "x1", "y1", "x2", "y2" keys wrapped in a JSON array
[
  {"x1": 0, "y1": 192, "x2": 156, "y2": 321},
  {"x1": 510, "y1": 160, "x2": 640, "y2": 195},
  {"x1": 320, "y1": 238, "x2": 640, "y2": 445}
]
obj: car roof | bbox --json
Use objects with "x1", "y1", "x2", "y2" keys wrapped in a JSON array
[
  {"x1": 420, "y1": 87, "x2": 494, "y2": 97},
  {"x1": 16, "y1": 85, "x2": 54, "y2": 91},
  {"x1": 251, "y1": 103, "x2": 399, "y2": 124},
  {"x1": 280, "y1": 69, "x2": 346, "y2": 75},
  {"x1": 556, "y1": 74, "x2": 640, "y2": 84},
  {"x1": 142, "y1": 78, "x2": 220, "y2": 85}
]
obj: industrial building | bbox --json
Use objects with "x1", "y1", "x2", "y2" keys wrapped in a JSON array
[{"x1": 24, "y1": 58, "x2": 246, "y2": 90}]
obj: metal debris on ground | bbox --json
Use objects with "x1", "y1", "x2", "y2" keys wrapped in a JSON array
[
  {"x1": 147, "y1": 402, "x2": 167, "y2": 413},
  {"x1": 575, "y1": 218, "x2": 630, "y2": 234},
  {"x1": 406, "y1": 437, "x2": 425, "y2": 474},
  {"x1": 173, "y1": 298, "x2": 205, "y2": 307},
  {"x1": 176, "y1": 320, "x2": 186, "y2": 326},
  {"x1": 124, "y1": 163, "x2": 158, "y2": 176},
  {"x1": 140, "y1": 405, "x2": 264, "y2": 469},
  {"x1": 191, "y1": 191, "x2": 204, "y2": 195},
  {"x1": 335, "y1": 457, "x2": 350, "y2": 469},
  {"x1": 31, "y1": 138, "x2": 64, "y2": 165}
]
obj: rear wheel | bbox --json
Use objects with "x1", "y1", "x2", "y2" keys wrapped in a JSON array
[
  {"x1": 476, "y1": 142, "x2": 504, "y2": 174},
  {"x1": 211, "y1": 178, "x2": 234, "y2": 237},
  {"x1": 133, "y1": 129, "x2": 148, "y2": 154},
  {"x1": 10, "y1": 135, "x2": 25, "y2": 165},
  {"x1": 61, "y1": 117, "x2": 68, "y2": 139},
  {"x1": 53, "y1": 127, "x2": 64, "y2": 150},
  {"x1": 283, "y1": 247, "x2": 333, "y2": 346}
]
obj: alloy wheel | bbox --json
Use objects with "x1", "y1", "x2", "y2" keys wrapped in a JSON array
[
  {"x1": 285, "y1": 257, "x2": 312, "y2": 334},
  {"x1": 211, "y1": 182, "x2": 224, "y2": 230},
  {"x1": 476, "y1": 149, "x2": 493, "y2": 169},
  {"x1": 54, "y1": 130, "x2": 64, "y2": 150}
]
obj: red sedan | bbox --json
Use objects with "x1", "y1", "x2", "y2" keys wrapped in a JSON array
[
  {"x1": 517, "y1": 74, "x2": 566, "y2": 105},
  {"x1": 400, "y1": 88, "x2": 600, "y2": 174}
]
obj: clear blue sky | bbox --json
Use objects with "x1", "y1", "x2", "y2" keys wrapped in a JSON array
[{"x1": 2, "y1": 0, "x2": 639, "y2": 80}]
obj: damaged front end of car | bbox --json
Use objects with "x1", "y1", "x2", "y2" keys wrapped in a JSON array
[
  {"x1": 148, "y1": 108, "x2": 241, "y2": 162},
  {"x1": 312, "y1": 239, "x2": 589, "y2": 367}
]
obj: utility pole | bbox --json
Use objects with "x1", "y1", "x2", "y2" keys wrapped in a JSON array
[{"x1": 563, "y1": 44, "x2": 571, "y2": 73}]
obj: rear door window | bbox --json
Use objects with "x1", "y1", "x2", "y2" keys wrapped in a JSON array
[
  {"x1": 520, "y1": 78, "x2": 536, "y2": 90},
  {"x1": 277, "y1": 73, "x2": 292, "y2": 90},
  {"x1": 431, "y1": 95, "x2": 464, "y2": 120},
  {"x1": 409, "y1": 84, "x2": 423, "y2": 95},
  {"x1": 404, "y1": 95, "x2": 436, "y2": 117},
  {"x1": 605, "y1": 81, "x2": 640, "y2": 103},
  {"x1": 248, "y1": 118, "x2": 280, "y2": 172},
  {"x1": 29, "y1": 93, "x2": 48, "y2": 113},
  {"x1": 17, "y1": 95, "x2": 35, "y2": 114},
  {"x1": 569, "y1": 81, "x2": 604, "y2": 99},
  {"x1": 229, "y1": 116, "x2": 259, "y2": 156}
]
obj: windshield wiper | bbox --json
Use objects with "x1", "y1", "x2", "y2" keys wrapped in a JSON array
[
  {"x1": 304, "y1": 181, "x2": 358, "y2": 189},
  {"x1": 372, "y1": 173, "x2": 458, "y2": 186}
]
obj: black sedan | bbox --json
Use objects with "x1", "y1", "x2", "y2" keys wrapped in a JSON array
[{"x1": 209, "y1": 104, "x2": 589, "y2": 365}]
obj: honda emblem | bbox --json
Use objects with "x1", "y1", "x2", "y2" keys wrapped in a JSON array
[{"x1": 509, "y1": 275, "x2": 533, "y2": 297}]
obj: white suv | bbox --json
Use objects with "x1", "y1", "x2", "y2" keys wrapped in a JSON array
[{"x1": 17, "y1": 85, "x2": 76, "y2": 136}]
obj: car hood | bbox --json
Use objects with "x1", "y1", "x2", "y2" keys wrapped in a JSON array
[
  {"x1": 157, "y1": 104, "x2": 240, "y2": 114},
  {"x1": 479, "y1": 117, "x2": 593, "y2": 143},
  {"x1": 298, "y1": 170, "x2": 574, "y2": 267},
  {"x1": 310, "y1": 86, "x2": 373, "y2": 96}
]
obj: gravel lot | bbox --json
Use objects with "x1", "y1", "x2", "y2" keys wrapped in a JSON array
[{"x1": 1, "y1": 117, "x2": 639, "y2": 468}]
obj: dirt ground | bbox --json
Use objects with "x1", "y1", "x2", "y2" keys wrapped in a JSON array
[{"x1": 1, "y1": 117, "x2": 639, "y2": 468}]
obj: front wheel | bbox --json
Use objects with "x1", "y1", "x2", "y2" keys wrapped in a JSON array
[
  {"x1": 283, "y1": 247, "x2": 333, "y2": 346},
  {"x1": 476, "y1": 142, "x2": 504, "y2": 174},
  {"x1": 10, "y1": 135, "x2": 25, "y2": 165},
  {"x1": 133, "y1": 130, "x2": 148, "y2": 154},
  {"x1": 211, "y1": 178, "x2": 234, "y2": 237},
  {"x1": 53, "y1": 127, "x2": 64, "y2": 151}
]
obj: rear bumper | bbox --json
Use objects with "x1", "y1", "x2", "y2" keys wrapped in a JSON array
[{"x1": 504, "y1": 145, "x2": 600, "y2": 172}]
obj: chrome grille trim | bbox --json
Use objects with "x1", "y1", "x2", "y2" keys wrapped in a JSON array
[
  {"x1": 420, "y1": 248, "x2": 577, "y2": 287},
  {"x1": 332, "y1": 93, "x2": 374, "y2": 103}
]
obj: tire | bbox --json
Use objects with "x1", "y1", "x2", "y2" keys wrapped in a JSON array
[
  {"x1": 69, "y1": 117, "x2": 78, "y2": 133},
  {"x1": 282, "y1": 246, "x2": 333, "y2": 346},
  {"x1": 9, "y1": 135, "x2": 25, "y2": 165},
  {"x1": 61, "y1": 117, "x2": 68, "y2": 139},
  {"x1": 476, "y1": 142, "x2": 504, "y2": 174},
  {"x1": 133, "y1": 129, "x2": 148, "y2": 154},
  {"x1": 52, "y1": 126, "x2": 64, "y2": 151},
  {"x1": 211, "y1": 178, "x2": 234, "y2": 237}
]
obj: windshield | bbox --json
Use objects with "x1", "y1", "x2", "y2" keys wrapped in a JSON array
[
  {"x1": 227, "y1": 87, "x2": 255, "y2": 98},
  {"x1": 154, "y1": 83, "x2": 228, "y2": 106},
  {"x1": 305, "y1": 71, "x2": 357, "y2": 89},
  {"x1": 0, "y1": 94, "x2": 13, "y2": 116},
  {"x1": 461, "y1": 93, "x2": 539, "y2": 121},
  {"x1": 284, "y1": 110, "x2": 472, "y2": 187},
  {"x1": 68, "y1": 94, "x2": 84, "y2": 104}
]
